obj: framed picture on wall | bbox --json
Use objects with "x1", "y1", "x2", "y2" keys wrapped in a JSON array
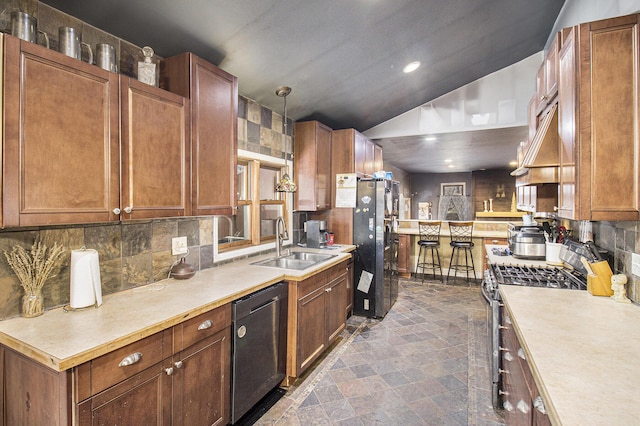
[{"x1": 441, "y1": 182, "x2": 465, "y2": 196}]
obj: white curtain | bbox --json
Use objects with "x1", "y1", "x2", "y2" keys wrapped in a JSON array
[{"x1": 438, "y1": 195, "x2": 471, "y2": 221}]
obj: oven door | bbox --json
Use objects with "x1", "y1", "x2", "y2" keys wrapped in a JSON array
[{"x1": 481, "y1": 271, "x2": 501, "y2": 410}]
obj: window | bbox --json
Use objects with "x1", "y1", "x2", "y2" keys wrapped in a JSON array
[
  {"x1": 217, "y1": 159, "x2": 287, "y2": 251},
  {"x1": 258, "y1": 165, "x2": 284, "y2": 241}
]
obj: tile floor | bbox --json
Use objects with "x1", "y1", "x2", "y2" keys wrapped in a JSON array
[{"x1": 254, "y1": 277, "x2": 506, "y2": 425}]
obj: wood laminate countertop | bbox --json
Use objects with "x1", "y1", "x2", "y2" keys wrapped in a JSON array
[
  {"x1": 0, "y1": 245, "x2": 355, "y2": 372},
  {"x1": 500, "y1": 285, "x2": 640, "y2": 425}
]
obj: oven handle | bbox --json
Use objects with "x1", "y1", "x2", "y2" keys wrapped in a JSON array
[{"x1": 481, "y1": 278, "x2": 494, "y2": 305}]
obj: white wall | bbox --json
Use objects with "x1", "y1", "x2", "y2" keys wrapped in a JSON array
[{"x1": 546, "y1": 0, "x2": 640, "y2": 48}]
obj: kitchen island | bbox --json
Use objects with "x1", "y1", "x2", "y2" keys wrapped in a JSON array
[
  {"x1": 397, "y1": 220, "x2": 509, "y2": 279},
  {"x1": 500, "y1": 283, "x2": 640, "y2": 425}
]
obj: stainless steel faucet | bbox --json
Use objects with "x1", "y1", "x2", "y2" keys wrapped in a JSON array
[{"x1": 276, "y1": 216, "x2": 288, "y2": 257}]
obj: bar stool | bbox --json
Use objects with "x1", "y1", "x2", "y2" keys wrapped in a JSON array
[
  {"x1": 447, "y1": 221, "x2": 476, "y2": 284},
  {"x1": 415, "y1": 221, "x2": 442, "y2": 283}
]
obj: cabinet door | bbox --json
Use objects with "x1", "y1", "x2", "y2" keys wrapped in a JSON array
[
  {"x1": 120, "y1": 77, "x2": 190, "y2": 219},
  {"x1": 296, "y1": 284, "x2": 327, "y2": 374},
  {"x1": 582, "y1": 15, "x2": 640, "y2": 220},
  {"x1": 374, "y1": 144, "x2": 383, "y2": 173},
  {"x1": 163, "y1": 53, "x2": 238, "y2": 216},
  {"x1": 354, "y1": 131, "x2": 367, "y2": 177},
  {"x1": 294, "y1": 121, "x2": 332, "y2": 211},
  {"x1": 171, "y1": 329, "x2": 230, "y2": 426},
  {"x1": 397, "y1": 234, "x2": 411, "y2": 277},
  {"x1": 364, "y1": 140, "x2": 376, "y2": 177},
  {"x1": 77, "y1": 359, "x2": 171, "y2": 425},
  {"x1": 326, "y1": 273, "x2": 347, "y2": 342},
  {"x1": 2, "y1": 35, "x2": 120, "y2": 227},
  {"x1": 2, "y1": 346, "x2": 72, "y2": 425},
  {"x1": 346, "y1": 257, "x2": 354, "y2": 316},
  {"x1": 557, "y1": 28, "x2": 577, "y2": 219}
]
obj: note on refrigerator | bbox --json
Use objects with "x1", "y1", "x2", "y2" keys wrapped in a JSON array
[{"x1": 357, "y1": 270, "x2": 373, "y2": 293}]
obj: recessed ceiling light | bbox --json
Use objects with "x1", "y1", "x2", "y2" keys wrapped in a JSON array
[
  {"x1": 509, "y1": 160, "x2": 518, "y2": 167},
  {"x1": 444, "y1": 159, "x2": 452, "y2": 163},
  {"x1": 448, "y1": 164, "x2": 455, "y2": 168},
  {"x1": 403, "y1": 61, "x2": 421, "y2": 73},
  {"x1": 424, "y1": 136, "x2": 436, "y2": 141}
]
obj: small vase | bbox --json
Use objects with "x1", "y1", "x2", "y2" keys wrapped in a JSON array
[{"x1": 22, "y1": 289, "x2": 44, "y2": 318}]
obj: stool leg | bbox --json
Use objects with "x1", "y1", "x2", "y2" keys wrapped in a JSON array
[
  {"x1": 429, "y1": 247, "x2": 437, "y2": 280},
  {"x1": 448, "y1": 247, "x2": 461, "y2": 284},
  {"x1": 435, "y1": 248, "x2": 442, "y2": 282},
  {"x1": 464, "y1": 248, "x2": 471, "y2": 283},
  {"x1": 469, "y1": 248, "x2": 477, "y2": 282}
]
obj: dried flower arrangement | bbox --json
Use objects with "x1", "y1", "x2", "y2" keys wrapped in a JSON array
[{"x1": 4, "y1": 240, "x2": 66, "y2": 317}]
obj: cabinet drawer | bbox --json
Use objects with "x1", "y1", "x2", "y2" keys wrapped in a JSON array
[
  {"x1": 298, "y1": 272, "x2": 325, "y2": 298},
  {"x1": 175, "y1": 304, "x2": 231, "y2": 351},
  {"x1": 80, "y1": 330, "x2": 166, "y2": 398}
]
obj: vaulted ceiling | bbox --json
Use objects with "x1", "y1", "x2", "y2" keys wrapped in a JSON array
[{"x1": 41, "y1": 0, "x2": 565, "y2": 173}]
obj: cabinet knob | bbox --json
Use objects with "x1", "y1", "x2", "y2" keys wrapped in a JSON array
[
  {"x1": 174, "y1": 360, "x2": 184, "y2": 369},
  {"x1": 123, "y1": 206, "x2": 133, "y2": 214},
  {"x1": 533, "y1": 396, "x2": 547, "y2": 414},
  {"x1": 165, "y1": 367, "x2": 174, "y2": 376},
  {"x1": 503, "y1": 400, "x2": 514, "y2": 412},
  {"x1": 504, "y1": 352, "x2": 514, "y2": 362},
  {"x1": 516, "y1": 399, "x2": 530, "y2": 414},
  {"x1": 499, "y1": 368, "x2": 509, "y2": 375},
  {"x1": 198, "y1": 319, "x2": 213, "y2": 330},
  {"x1": 499, "y1": 390, "x2": 509, "y2": 396},
  {"x1": 118, "y1": 352, "x2": 143, "y2": 367},
  {"x1": 517, "y1": 348, "x2": 526, "y2": 360},
  {"x1": 112, "y1": 208, "x2": 121, "y2": 215}
]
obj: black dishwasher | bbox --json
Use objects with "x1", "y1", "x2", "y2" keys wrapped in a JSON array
[{"x1": 231, "y1": 281, "x2": 288, "y2": 424}]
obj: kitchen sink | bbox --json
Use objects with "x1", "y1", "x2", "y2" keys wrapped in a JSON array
[{"x1": 251, "y1": 252, "x2": 337, "y2": 270}]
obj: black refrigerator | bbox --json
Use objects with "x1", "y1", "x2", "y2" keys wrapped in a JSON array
[{"x1": 353, "y1": 178, "x2": 399, "y2": 318}]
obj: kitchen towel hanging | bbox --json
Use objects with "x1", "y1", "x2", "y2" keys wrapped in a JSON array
[{"x1": 69, "y1": 248, "x2": 103, "y2": 309}]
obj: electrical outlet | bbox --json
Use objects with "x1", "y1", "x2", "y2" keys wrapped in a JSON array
[
  {"x1": 632, "y1": 253, "x2": 640, "y2": 277},
  {"x1": 172, "y1": 236, "x2": 188, "y2": 256}
]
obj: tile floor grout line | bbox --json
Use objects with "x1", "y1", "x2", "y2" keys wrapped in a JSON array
[
  {"x1": 468, "y1": 312, "x2": 478, "y2": 426},
  {"x1": 274, "y1": 318, "x2": 370, "y2": 423}
]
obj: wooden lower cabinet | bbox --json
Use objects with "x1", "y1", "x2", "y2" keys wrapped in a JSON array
[
  {"x1": 1, "y1": 304, "x2": 231, "y2": 425},
  {"x1": 346, "y1": 254, "x2": 354, "y2": 316},
  {"x1": 170, "y1": 330, "x2": 230, "y2": 425},
  {"x1": 500, "y1": 308, "x2": 552, "y2": 426},
  {"x1": 397, "y1": 234, "x2": 412, "y2": 278},
  {"x1": 287, "y1": 261, "x2": 348, "y2": 382}
]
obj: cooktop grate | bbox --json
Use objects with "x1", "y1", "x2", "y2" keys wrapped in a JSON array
[{"x1": 491, "y1": 264, "x2": 587, "y2": 290}]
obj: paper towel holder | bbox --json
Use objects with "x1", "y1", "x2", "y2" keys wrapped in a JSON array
[{"x1": 64, "y1": 247, "x2": 103, "y2": 312}]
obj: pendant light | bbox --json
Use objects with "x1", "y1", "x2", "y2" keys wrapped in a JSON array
[{"x1": 275, "y1": 86, "x2": 297, "y2": 192}]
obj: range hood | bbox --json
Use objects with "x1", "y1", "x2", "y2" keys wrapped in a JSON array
[{"x1": 511, "y1": 103, "x2": 559, "y2": 183}]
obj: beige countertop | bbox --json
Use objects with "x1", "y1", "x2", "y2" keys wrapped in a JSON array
[
  {"x1": 398, "y1": 221, "x2": 508, "y2": 239},
  {"x1": 500, "y1": 284, "x2": 640, "y2": 425},
  {"x1": 485, "y1": 244, "x2": 551, "y2": 267},
  {"x1": 0, "y1": 246, "x2": 354, "y2": 372}
]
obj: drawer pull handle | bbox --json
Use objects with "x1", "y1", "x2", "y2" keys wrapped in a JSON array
[
  {"x1": 118, "y1": 352, "x2": 143, "y2": 367},
  {"x1": 517, "y1": 348, "x2": 526, "y2": 360},
  {"x1": 533, "y1": 396, "x2": 547, "y2": 414},
  {"x1": 198, "y1": 319, "x2": 213, "y2": 330}
]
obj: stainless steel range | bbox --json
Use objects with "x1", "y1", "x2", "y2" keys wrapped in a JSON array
[{"x1": 481, "y1": 248, "x2": 588, "y2": 412}]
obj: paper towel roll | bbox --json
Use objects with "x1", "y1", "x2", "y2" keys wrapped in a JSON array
[{"x1": 70, "y1": 249, "x2": 103, "y2": 309}]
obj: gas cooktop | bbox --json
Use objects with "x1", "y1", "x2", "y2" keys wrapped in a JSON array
[{"x1": 491, "y1": 264, "x2": 587, "y2": 291}]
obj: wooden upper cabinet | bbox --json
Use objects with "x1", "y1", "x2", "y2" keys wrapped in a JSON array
[
  {"x1": 558, "y1": 14, "x2": 640, "y2": 220},
  {"x1": 536, "y1": 33, "x2": 561, "y2": 116},
  {"x1": 161, "y1": 53, "x2": 238, "y2": 216},
  {"x1": 120, "y1": 77, "x2": 190, "y2": 219},
  {"x1": 374, "y1": 144, "x2": 383, "y2": 174},
  {"x1": 1, "y1": 35, "x2": 120, "y2": 227},
  {"x1": 294, "y1": 121, "x2": 332, "y2": 211}
]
